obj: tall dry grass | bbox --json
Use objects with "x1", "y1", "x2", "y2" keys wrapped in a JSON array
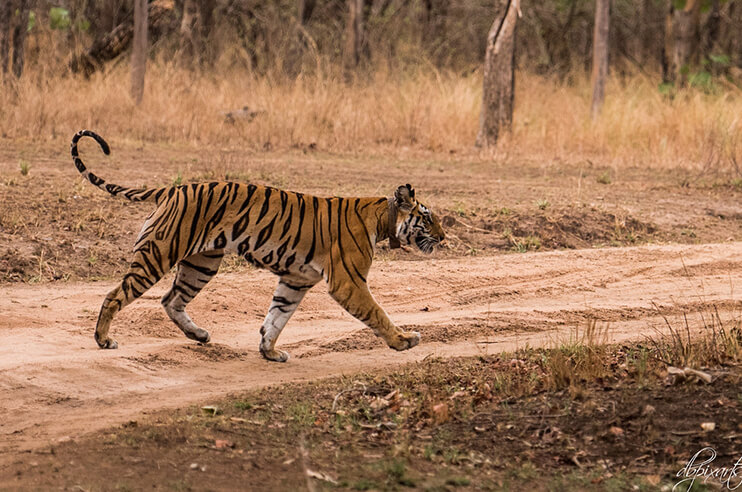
[{"x1": 1, "y1": 64, "x2": 740, "y2": 171}]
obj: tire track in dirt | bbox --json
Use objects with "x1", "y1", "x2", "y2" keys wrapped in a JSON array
[{"x1": 1, "y1": 242, "x2": 742, "y2": 463}]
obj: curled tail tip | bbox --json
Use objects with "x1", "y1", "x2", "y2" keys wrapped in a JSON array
[{"x1": 72, "y1": 129, "x2": 111, "y2": 155}]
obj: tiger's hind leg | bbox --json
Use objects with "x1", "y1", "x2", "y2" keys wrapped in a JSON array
[
  {"x1": 161, "y1": 251, "x2": 224, "y2": 343},
  {"x1": 259, "y1": 279, "x2": 316, "y2": 362},
  {"x1": 95, "y1": 241, "x2": 170, "y2": 349}
]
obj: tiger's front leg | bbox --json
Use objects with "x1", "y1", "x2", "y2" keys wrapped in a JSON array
[
  {"x1": 328, "y1": 280, "x2": 421, "y2": 351},
  {"x1": 259, "y1": 279, "x2": 314, "y2": 362}
]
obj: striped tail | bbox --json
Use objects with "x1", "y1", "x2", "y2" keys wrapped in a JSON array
[{"x1": 70, "y1": 130, "x2": 165, "y2": 203}]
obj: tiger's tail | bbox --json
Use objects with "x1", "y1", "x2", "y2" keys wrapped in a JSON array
[{"x1": 70, "y1": 130, "x2": 165, "y2": 203}]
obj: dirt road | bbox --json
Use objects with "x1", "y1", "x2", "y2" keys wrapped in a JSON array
[{"x1": 2, "y1": 242, "x2": 742, "y2": 463}]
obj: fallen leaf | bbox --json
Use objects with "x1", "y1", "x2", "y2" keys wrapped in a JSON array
[
  {"x1": 701, "y1": 422, "x2": 716, "y2": 432},
  {"x1": 306, "y1": 469, "x2": 337, "y2": 484},
  {"x1": 214, "y1": 439, "x2": 234, "y2": 449},
  {"x1": 646, "y1": 475, "x2": 661, "y2": 486},
  {"x1": 641, "y1": 405, "x2": 656, "y2": 416},
  {"x1": 369, "y1": 397, "x2": 391, "y2": 411},
  {"x1": 432, "y1": 403, "x2": 449, "y2": 425},
  {"x1": 384, "y1": 390, "x2": 399, "y2": 401},
  {"x1": 609, "y1": 426, "x2": 624, "y2": 437}
]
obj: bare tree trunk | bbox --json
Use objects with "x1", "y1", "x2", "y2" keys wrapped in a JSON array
[
  {"x1": 298, "y1": 0, "x2": 316, "y2": 25},
  {"x1": 591, "y1": 0, "x2": 610, "y2": 120},
  {"x1": 197, "y1": 0, "x2": 215, "y2": 42},
  {"x1": 11, "y1": 0, "x2": 30, "y2": 78},
  {"x1": 726, "y1": 0, "x2": 742, "y2": 68},
  {"x1": 662, "y1": 1, "x2": 673, "y2": 83},
  {"x1": 70, "y1": 1, "x2": 175, "y2": 77},
  {"x1": 343, "y1": 0, "x2": 364, "y2": 69},
  {"x1": 704, "y1": 0, "x2": 720, "y2": 57},
  {"x1": 0, "y1": 0, "x2": 12, "y2": 75},
  {"x1": 638, "y1": 0, "x2": 651, "y2": 64},
  {"x1": 671, "y1": 0, "x2": 700, "y2": 86},
  {"x1": 421, "y1": 0, "x2": 448, "y2": 47},
  {"x1": 285, "y1": 0, "x2": 317, "y2": 76},
  {"x1": 178, "y1": 0, "x2": 197, "y2": 67},
  {"x1": 476, "y1": 0, "x2": 520, "y2": 148},
  {"x1": 131, "y1": 0, "x2": 148, "y2": 105}
]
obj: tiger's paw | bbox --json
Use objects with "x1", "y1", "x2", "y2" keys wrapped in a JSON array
[
  {"x1": 184, "y1": 328, "x2": 211, "y2": 344},
  {"x1": 95, "y1": 333, "x2": 118, "y2": 350},
  {"x1": 391, "y1": 331, "x2": 421, "y2": 351},
  {"x1": 260, "y1": 348, "x2": 290, "y2": 363}
]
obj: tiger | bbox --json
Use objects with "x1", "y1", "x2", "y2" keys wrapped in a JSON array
[{"x1": 70, "y1": 130, "x2": 446, "y2": 362}]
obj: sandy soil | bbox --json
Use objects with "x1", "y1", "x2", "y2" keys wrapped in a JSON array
[{"x1": 2, "y1": 241, "x2": 741, "y2": 466}]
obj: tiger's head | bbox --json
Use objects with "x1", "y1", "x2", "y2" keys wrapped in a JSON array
[{"x1": 393, "y1": 184, "x2": 445, "y2": 254}]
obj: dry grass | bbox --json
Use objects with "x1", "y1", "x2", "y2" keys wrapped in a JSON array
[
  {"x1": 542, "y1": 320, "x2": 611, "y2": 391},
  {"x1": 1, "y1": 63, "x2": 740, "y2": 171},
  {"x1": 648, "y1": 303, "x2": 742, "y2": 368}
]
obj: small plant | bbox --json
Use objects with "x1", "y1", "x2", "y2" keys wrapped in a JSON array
[
  {"x1": 536, "y1": 199, "x2": 550, "y2": 210},
  {"x1": 287, "y1": 402, "x2": 315, "y2": 428},
  {"x1": 445, "y1": 477, "x2": 471, "y2": 487},
  {"x1": 628, "y1": 346, "x2": 651, "y2": 387},
  {"x1": 511, "y1": 235, "x2": 541, "y2": 253},
  {"x1": 233, "y1": 400, "x2": 252, "y2": 411},
  {"x1": 384, "y1": 459, "x2": 415, "y2": 487},
  {"x1": 352, "y1": 479, "x2": 380, "y2": 491},
  {"x1": 19, "y1": 160, "x2": 30, "y2": 176},
  {"x1": 545, "y1": 320, "x2": 610, "y2": 391},
  {"x1": 172, "y1": 171, "x2": 183, "y2": 186},
  {"x1": 596, "y1": 171, "x2": 611, "y2": 184}
]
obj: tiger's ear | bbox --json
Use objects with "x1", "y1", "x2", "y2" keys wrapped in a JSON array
[{"x1": 394, "y1": 184, "x2": 416, "y2": 212}]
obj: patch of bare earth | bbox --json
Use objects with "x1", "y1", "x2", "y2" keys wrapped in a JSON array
[
  {"x1": 2, "y1": 344, "x2": 740, "y2": 491},
  {"x1": 3, "y1": 141, "x2": 742, "y2": 281}
]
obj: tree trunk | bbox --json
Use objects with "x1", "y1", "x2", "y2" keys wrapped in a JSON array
[
  {"x1": 298, "y1": 0, "x2": 316, "y2": 25},
  {"x1": 671, "y1": 0, "x2": 700, "y2": 86},
  {"x1": 197, "y1": 0, "x2": 215, "y2": 42},
  {"x1": 11, "y1": 0, "x2": 30, "y2": 78},
  {"x1": 131, "y1": 0, "x2": 148, "y2": 105},
  {"x1": 591, "y1": 0, "x2": 610, "y2": 120},
  {"x1": 476, "y1": 0, "x2": 520, "y2": 148},
  {"x1": 638, "y1": 0, "x2": 651, "y2": 64},
  {"x1": 0, "y1": 0, "x2": 12, "y2": 75},
  {"x1": 178, "y1": 0, "x2": 198, "y2": 67},
  {"x1": 662, "y1": 1, "x2": 672, "y2": 83},
  {"x1": 70, "y1": 1, "x2": 175, "y2": 77},
  {"x1": 343, "y1": 0, "x2": 364, "y2": 69},
  {"x1": 421, "y1": 0, "x2": 448, "y2": 47},
  {"x1": 727, "y1": 0, "x2": 742, "y2": 68},
  {"x1": 704, "y1": 0, "x2": 720, "y2": 57}
]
